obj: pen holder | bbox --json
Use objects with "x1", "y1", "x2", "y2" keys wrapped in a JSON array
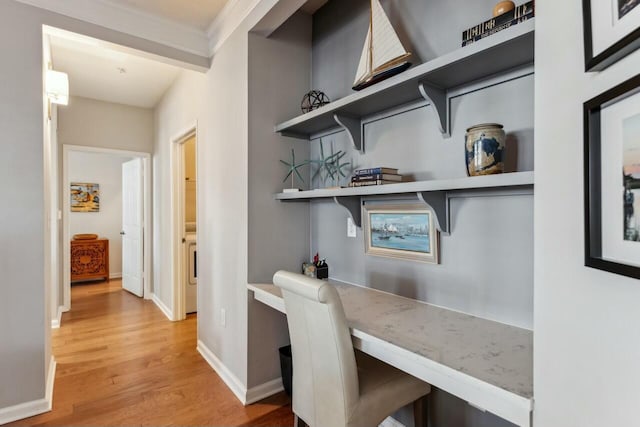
[
  {"x1": 302, "y1": 262, "x2": 329, "y2": 280},
  {"x1": 316, "y1": 264, "x2": 329, "y2": 280}
]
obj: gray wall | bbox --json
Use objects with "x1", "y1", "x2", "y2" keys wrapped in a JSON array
[
  {"x1": 247, "y1": 12, "x2": 312, "y2": 388},
  {"x1": 307, "y1": 1, "x2": 533, "y2": 425},
  {"x1": 0, "y1": 0, "x2": 47, "y2": 408},
  {"x1": 312, "y1": 0, "x2": 504, "y2": 100},
  {"x1": 58, "y1": 96, "x2": 154, "y2": 153}
]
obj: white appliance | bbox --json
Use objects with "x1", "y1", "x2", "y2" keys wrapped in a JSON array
[{"x1": 185, "y1": 222, "x2": 197, "y2": 314}]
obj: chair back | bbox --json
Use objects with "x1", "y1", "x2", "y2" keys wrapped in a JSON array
[{"x1": 273, "y1": 271, "x2": 359, "y2": 427}]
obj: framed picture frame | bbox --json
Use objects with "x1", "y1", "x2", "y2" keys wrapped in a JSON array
[
  {"x1": 362, "y1": 204, "x2": 439, "y2": 264},
  {"x1": 583, "y1": 0, "x2": 640, "y2": 71},
  {"x1": 70, "y1": 182, "x2": 100, "y2": 212},
  {"x1": 584, "y1": 73, "x2": 640, "y2": 279}
]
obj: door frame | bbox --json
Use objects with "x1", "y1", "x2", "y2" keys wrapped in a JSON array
[
  {"x1": 62, "y1": 144, "x2": 152, "y2": 312},
  {"x1": 170, "y1": 122, "x2": 198, "y2": 321}
]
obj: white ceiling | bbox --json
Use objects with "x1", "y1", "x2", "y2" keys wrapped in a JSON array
[
  {"x1": 50, "y1": 34, "x2": 182, "y2": 109},
  {"x1": 103, "y1": 0, "x2": 230, "y2": 32}
]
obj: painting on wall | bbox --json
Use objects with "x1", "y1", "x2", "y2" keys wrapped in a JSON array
[
  {"x1": 583, "y1": 0, "x2": 640, "y2": 71},
  {"x1": 623, "y1": 112, "x2": 640, "y2": 242},
  {"x1": 363, "y1": 204, "x2": 439, "y2": 264},
  {"x1": 584, "y1": 74, "x2": 640, "y2": 279},
  {"x1": 70, "y1": 183, "x2": 100, "y2": 212}
]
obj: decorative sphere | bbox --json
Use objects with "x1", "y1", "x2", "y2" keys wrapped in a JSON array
[
  {"x1": 493, "y1": 0, "x2": 515, "y2": 16},
  {"x1": 301, "y1": 90, "x2": 330, "y2": 114}
]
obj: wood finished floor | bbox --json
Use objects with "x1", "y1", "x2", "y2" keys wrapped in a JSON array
[{"x1": 9, "y1": 280, "x2": 293, "y2": 426}]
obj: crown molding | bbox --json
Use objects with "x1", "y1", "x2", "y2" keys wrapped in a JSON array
[
  {"x1": 13, "y1": 0, "x2": 210, "y2": 58},
  {"x1": 206, "y1": 0, "x2": 262, "y2": 56}
]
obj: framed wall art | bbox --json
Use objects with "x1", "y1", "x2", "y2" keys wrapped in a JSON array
[
  {"x1": 583, "y1": 0, "x2": 640, "y2": 71},
  {"x1": 70, "y1": 182, "x2": 100, "y2": 212},
  {"x1": 584, "y1": 73, "x2": 640, "y2": 279},
  {"x1": 362, "y1": 204, "x2": 439, "y2": 264}
]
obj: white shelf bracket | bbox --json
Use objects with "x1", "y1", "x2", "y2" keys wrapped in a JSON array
[
  {"x1": 333, "y1": 114, "x2": 363, "y2": 151},
  {"x1": 418, "y1": 82, "x2": 450, "y2": 138},
  {"x1": 417, "y1": 191, "x2": 450, "y2": 235},
  {"x1": 333, "y1": 196, "x2": 362, "y2": 227}
]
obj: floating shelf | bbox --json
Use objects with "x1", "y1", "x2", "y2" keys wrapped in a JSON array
[
  {"x1": 275, "y1": 20, "x2": 535, "y2": 146},
  {"x1": 276, "y1": 171, "x2": 534, "y2": 234}
]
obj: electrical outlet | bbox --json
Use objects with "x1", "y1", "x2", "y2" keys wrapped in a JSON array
[
  {"x1": 220, "y1": 308, "x2": 226, "y2": 327},
  {"x1": 347, "y1": 217, "x2": 357, "y2": 238}
]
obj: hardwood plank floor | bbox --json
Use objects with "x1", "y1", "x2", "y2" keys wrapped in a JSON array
[{"x1": 9, "y1": 280, "x2": 293, "y2": 426}]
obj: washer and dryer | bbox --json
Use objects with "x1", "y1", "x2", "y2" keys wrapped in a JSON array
[{"x1": 185, "y1": 222, "x2": 197, "y2": 314}]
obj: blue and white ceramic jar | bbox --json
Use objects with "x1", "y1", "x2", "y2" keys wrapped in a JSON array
[{"x1": 465, "y1": 123, "x2": 506, "y2": 176}]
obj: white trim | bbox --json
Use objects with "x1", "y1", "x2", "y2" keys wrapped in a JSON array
[
  {"x1": 51, "y1": 306, "x2": 63, "y2": 329},
  {"x1": 151, "y1": 293, "x2": 173, "y2": 321},
  {"x1": 245, "y1": 378, "x2": 284, "y2": 405},
  {"x1": 170, "y1": 123, "x2": 198, "y2": 322},
  {"x1": 0, "y1": 357, "x2": 56, "y2": 425},
  {"x1": 14, "y1": 0, "x2": 210, "y2": 58},
  {"x1": 206, "y1": 0, "x2": 261, "y2": 55},
  {"x1": 197, "y1": 340, "x2": 248, "y2": 404},
  {"x1": 62, "y1": 145, "x2": 152, "y2": 311},
  {"x1": 379, "y1": 417, "x2": 405, "y2": 427},
  {"x1": 45, "y1": 357, "x2": 56, "y2": 407},
  {"x1": 109, "y1": 273, "x2": 123, "y2": 280}
]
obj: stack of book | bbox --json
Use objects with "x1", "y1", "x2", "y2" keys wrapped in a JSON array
[
  {"x1": 349, "y1": 167, "x2": 402, "y2": 187},
  {"x1": 461, "y1": 1, "x2": 534, "y2": 47}
]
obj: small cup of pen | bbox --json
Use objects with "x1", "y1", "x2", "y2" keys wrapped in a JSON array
[{"x1": 302, "y1": 253, "x2": 329, "y2": 280}]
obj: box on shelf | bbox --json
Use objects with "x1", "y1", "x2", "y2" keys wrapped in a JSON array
[{"x1": 462, "y1": 1, "x2": 534, "y2": 47}]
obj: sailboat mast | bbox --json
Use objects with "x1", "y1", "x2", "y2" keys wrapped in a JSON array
[{"x1": 368, "y1": 0, "x2": 374, "y2": 75}]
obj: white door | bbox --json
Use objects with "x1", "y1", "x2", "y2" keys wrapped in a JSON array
[{"x1": 122, "y1": 158, "x2": 144, "y2": 297}]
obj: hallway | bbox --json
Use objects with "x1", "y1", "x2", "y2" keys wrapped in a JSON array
[{"x1": 10, "y1": 281, "x2": 293, "y2": 426}]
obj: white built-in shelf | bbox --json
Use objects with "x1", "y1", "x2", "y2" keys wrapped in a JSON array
[
  {"x1": 276, "y1": 171, "x2": 534, "y2": 233},
  {"x1": 275, "y1": 20, "x2": 535, "y2": 148}
]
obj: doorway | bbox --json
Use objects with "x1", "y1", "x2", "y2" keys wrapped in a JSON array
[
  {"x1": 171, "y1": 126, "x2": 198, "y2": 321},
  {"x1": 62, "y1": 145, "x2": 151, "y2": 311}
]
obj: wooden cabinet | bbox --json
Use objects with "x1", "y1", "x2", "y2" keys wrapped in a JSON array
[{"x1": 71, "y1": 239, "x2": 109, "y2": 283}]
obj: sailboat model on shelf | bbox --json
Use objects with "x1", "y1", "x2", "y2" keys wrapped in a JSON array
[{"x1": 352, "y1": 0, "x2": 412, "y2": 91}]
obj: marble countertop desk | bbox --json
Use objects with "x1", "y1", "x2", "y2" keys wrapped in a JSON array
[{"x1": 248, "y1": 280, "x2": 533, "y2": 427}]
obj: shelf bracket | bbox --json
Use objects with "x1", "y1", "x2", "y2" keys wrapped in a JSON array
[
  {"x1": 417, "y1": 191, "x2": 450, "y2": 235},
  {"x1": 333, "y1": 114, "x2": 363, "y2": 151},
  {"x1": 334, "y1": 196, "x2": 362, "y2": 227},
  {"x1": 418, "y1": 82, "x2": 450, "y2": 138}
]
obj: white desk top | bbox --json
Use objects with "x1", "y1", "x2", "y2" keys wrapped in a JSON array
[{"x1": 248, "y1": 281, "x2": 533, "y2": 427}]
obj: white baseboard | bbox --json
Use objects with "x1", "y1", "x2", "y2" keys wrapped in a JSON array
[
  {"x1": 245, "y1": 377, "x2": 284, "y2": 405},
  {"x1": 197, "y1": 340, "x2": 248, "y2": 404},
  {"x1": 151, "y1": 293, "x2": 173, "y2": 321},
  {"x1": 196, "y1": 340, "x2": 284, "y2": 406},
  {"x1": 379, "y1": 416, "x2": 405, "y2": 427},
  {"x1": 51, "y1": 306, "x2": 63, "y2": 329},
  {"x1": 0, "y1": 356, "x2": 56, "y2": 425},
  {"x1": 109, "y1": 272, "x2": 122, "y2": 279}
]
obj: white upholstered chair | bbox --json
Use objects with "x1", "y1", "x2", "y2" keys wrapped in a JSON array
[{"x1": 273, "y1": 270, "x2": 431, "y2": 427}]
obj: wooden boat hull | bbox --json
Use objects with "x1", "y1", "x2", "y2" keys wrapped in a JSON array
[{"x1": 352, "y1": 61, "x2": 412, "y2": 91}]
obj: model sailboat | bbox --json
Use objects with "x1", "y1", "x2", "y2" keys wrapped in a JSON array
[{"x1": 352, "y1": 0, "x2": 412, "y2": 91}]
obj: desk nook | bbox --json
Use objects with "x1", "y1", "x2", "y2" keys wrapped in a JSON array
[{"x1": 246, "y1": 1, "x2": 535, "y2": 426}]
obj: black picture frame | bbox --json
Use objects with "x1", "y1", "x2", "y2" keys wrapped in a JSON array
[
  {"x1": 584, "y1": 73, "x2": 640, "y2": 279},
  {"x1": 583, "y1": 0, "x2": 640, "y2": 72}
]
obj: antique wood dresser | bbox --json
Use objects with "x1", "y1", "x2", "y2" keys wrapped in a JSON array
[{"x1": 70, "y1": 238, "x2": 109, "y2": 282}]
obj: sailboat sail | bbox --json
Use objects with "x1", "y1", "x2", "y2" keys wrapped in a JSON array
[
  {"x1": 370, "y1": 0, "x2": 408, "y2": 71},
  {"x1": 353, "y1": 0, "x2": 411, "y2": 89},
  {"x1": 354, "y1": 26, "x2": 372, "y2": 85}
]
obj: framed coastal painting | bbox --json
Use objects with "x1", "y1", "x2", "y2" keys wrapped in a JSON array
[
  {"x1": 70, "y1": 183, "x2": 100, "y2": 212},
  {"x1": 362, "y1": 204, "x2": 439, "y2": 264},
  {"x1": 583, "y1": 0, "x2": 640, "y2": 71},
  {"x1": 584, "y1": 74, "x2": 640, "y2": 279}
]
